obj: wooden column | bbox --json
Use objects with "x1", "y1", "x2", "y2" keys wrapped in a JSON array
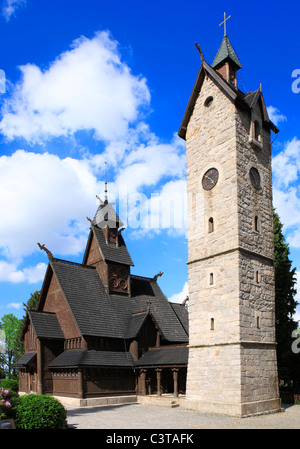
[
  {"x1": 172, "y1": 368, "x2": 179, "y2": 398},
  {"x1": 36, "y1": 338, "x2": 43, "y2": 394},
  {"x1": 156, "y1": 330, "x2": 161, "y2": 347},
  {"x1": 26, "y1": 370, "x2": 29, "y2": 393},
  {"x1": 129, "y1": 340, "x2": 139, "y2": 361},
  {"x1": 156, "y1": 368, "x2": 162, "y2": 396},
  {"x1": 78, "y1": 368, "x2": 84, "y2": 399},
  {"x1": 140, "y1": 369, "x2": 147, "y2": 396}
]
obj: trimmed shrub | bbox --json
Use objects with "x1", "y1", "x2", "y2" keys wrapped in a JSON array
[{"x1": 15, "y1": 394, "x2": 67, "y2": 429}]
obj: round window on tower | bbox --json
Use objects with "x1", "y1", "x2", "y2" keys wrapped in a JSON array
[{"x1": 204, "y1": 96, "x2": 213, "y2": 107}]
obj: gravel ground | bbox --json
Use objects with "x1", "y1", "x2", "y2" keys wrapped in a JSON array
[{"x1": 65, "y1": 402, "x2": 300, "y2": 430}]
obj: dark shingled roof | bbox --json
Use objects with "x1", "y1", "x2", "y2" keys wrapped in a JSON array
[
  {"x1": 170, "y1": 303, "x2": 189, "y2": 335},
  {"x1": 93, "y1": 200, "x2": 124, "y2": 229},
  {"x1": 125, "y1": 312, "x2": 148, "y2": 339},
  {"x1": 48, "y1": 350, "x2": 134, "y2": 368},
  {"x1": 51, "y1": 260, "x2": 125, "y2": 339},
  {"x1": 129, "y1": 278, "x2": 188, "y2": 342},
  {"x1": 136, "y1": 346, "x2": 188, "y2": 367},
  {"x1": 50, "y1": 261, "x2": 188, "y2": 343},
  {"x1": 29, "y1": 311, "x2": 64, "y2": 340},
  {"x1": 15, "y1": 352, "x2": 36, "y2": 367},
  {"x1": 93, "y1": 226, "x2": 134, "y2": 266},
  {"x1": 212, "y1": 35, "x2": 242, "y2": 69}
]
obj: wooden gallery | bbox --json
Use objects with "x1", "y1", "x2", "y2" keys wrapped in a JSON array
[{"x1": 16, "y1": 199, "x2": 189, "y2": 403}]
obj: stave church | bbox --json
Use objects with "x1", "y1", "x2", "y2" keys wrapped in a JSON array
[{"x1": 17, "y1": 16, "x2": 281, "y2": 416}]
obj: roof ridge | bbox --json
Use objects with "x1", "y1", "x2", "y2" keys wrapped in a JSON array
[
  {"x1": 131, "y1": 274, "x2": 154, "y2": 281},
  {"x1": 148, "y1": 344, "x2": 188, "y2": 351},
  {"x1": 52, "y1": 258, "x2": 96, "y2": 270}
]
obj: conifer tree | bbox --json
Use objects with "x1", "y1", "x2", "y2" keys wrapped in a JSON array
[{"x1": 273, "y1": 210, "x2": 298, "y2": 383}]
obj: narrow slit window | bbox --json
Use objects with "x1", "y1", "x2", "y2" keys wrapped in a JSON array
[
  {"x1": 210, "y1": 318, "x2": 214, "y2": 331},
  {"x1": 210, "y1": 273, "x2": 214, "y2": 285},
  {"x1": 257, "y1": 316, "x2": 260, "y2": 329},
  {"x1": 254, "y1": 215, "x2": 259, "y2": 232},
  {"x1": 208, "y1": 217, "x2": 214, "y2": 233},
  {"x1": 254, "y1": 120, "x2": 261, "y2": 142},
  {"x1": 256, "y1": 271, "x2": 259, "y2": 283}
]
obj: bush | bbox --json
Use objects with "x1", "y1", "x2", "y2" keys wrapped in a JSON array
[
  {"x1": 0, "y1": 381, "x2": 20, "y2": 420},
  {"x1": 0, "y1": 379, "x2": 19, "y2": 395},
  {"x1": 15, "y1": 394, "x2": 67, "y2": 429}
]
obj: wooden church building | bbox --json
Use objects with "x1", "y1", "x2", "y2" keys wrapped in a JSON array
[
  {"x1": 17, "y1": 20, "x2": 280, "y2": 414},
  {"x1": 17, "y1": 196, "x2": 189, "y2": 402}
]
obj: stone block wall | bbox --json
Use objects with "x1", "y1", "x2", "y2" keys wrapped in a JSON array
[{"x1": 184, "y1": 72, "x2": 279, "y2": 416}]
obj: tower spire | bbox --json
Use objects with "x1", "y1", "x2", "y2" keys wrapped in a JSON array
[{"x1": 104, "y1": 162, "x2": 108, "y2": 205}]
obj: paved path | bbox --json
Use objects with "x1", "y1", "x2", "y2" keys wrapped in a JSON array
[{"x1": 65, "y1": 402, "x2": 300, "y2": 429}]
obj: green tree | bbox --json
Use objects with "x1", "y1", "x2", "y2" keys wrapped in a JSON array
[
  {"x1": 273, "y1": 210, "x2": 298, "y2": 384},
  {"x1": 0, "y1": 314, "x2": 24, "y2": 378},
  {"x1": 22, "y1": 290, "x2": 40, "y2": 324}
]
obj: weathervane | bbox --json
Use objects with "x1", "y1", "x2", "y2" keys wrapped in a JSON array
[{"x1": 219, "y1": 12, "x2": 231, "y2": 36}]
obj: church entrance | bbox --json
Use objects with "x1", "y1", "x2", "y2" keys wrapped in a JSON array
[{"x1": 138, "y1": 367, "x2": 186, "y2": 397}]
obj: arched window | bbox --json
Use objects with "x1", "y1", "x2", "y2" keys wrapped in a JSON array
[
  {"x1": 210, "y1": 318, "x2": 214, "y2": 331},
  {"x1": 204, "y1": 96, "x2": 213, "y2": 108},
  {"x1": 210, "y1": 273, "x2": 214, "y2": 285}
]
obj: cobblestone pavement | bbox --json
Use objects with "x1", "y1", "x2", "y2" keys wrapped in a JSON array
[{"x1": 65, "y1": 403, "x2": 300, "y2": 429}]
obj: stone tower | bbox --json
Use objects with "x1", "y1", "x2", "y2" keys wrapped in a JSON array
[{"x1": 178, "y1": 29, "x2": 281, "y2": 417}]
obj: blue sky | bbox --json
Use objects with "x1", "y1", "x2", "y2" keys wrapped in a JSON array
[{"x1": 0, "y1": 0, "x2": 299, "y2": 323}]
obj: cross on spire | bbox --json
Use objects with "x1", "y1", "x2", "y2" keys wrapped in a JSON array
[{"x1": 219, "y1": 12, "x2": 231, "y2": 36}]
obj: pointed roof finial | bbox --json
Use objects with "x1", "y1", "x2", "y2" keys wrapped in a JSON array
[
  {"x1": 104, "y1": 162, "x2": 108, "y2": 205},
  {"x1": 219, "y1": 12, "x2": 231, "y2": 37},
  {"x1": 195, "y1": 42, "x2": 205, "y2": 63},
  {"x1": 37, "y1": 243, "x2": 53, "y2": 260}
]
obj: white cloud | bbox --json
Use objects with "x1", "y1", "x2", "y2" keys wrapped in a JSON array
[
  {"x1": 7, "y1": 302, "x2": 22, "y2": 310},
  {"x1": 272, "y1": 138, "x2": 300, "y2": 248},
  {"x1": 0, "y1": 31, "x2": 150, "y2": 143},
  {"x1": 2, "y1": 0, "x2": 26, "y2": 21},
  {"x1": 0, "y1": 31, "x2": 186, "y2": 285},
  {"x1": 168, "y1": 281, "x2": 189, "y2": 304},
  {"x1": 0, "y1": 150, "x2": 101, "y2": 261},
  {"x1": 0, "y1": 260, "x2": 47, "y2": 283},
  {"x1": 267, "y1": 106, "x2": 287, "y2": 126}
]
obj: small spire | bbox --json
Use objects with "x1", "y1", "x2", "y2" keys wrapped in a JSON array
[{"x1": 104, "y1": 162, "x2": 108, "y2": 205}]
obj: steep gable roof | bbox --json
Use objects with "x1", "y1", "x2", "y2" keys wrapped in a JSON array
[
  {"x1": 92, "y1": 225, "x2": 134, "y2": 266},
  {"x1": 128, "y1": 276, "x2": 188, "y2": 343},
  {"x1": 50, "y1": 259, "x2": 124, "y2": 339},
  {"x1": 42, "y1": 261, "x2": 187, "y2": 343},
  {"x1": 178, "y1": 60, "x2": 279, "y2": 140},
  {"x1": 170, "y1": 303, "x2": 189, "y2": 335},
  {"x1": 28, "y1": 311, "x2": 64, "y2": 340}
]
